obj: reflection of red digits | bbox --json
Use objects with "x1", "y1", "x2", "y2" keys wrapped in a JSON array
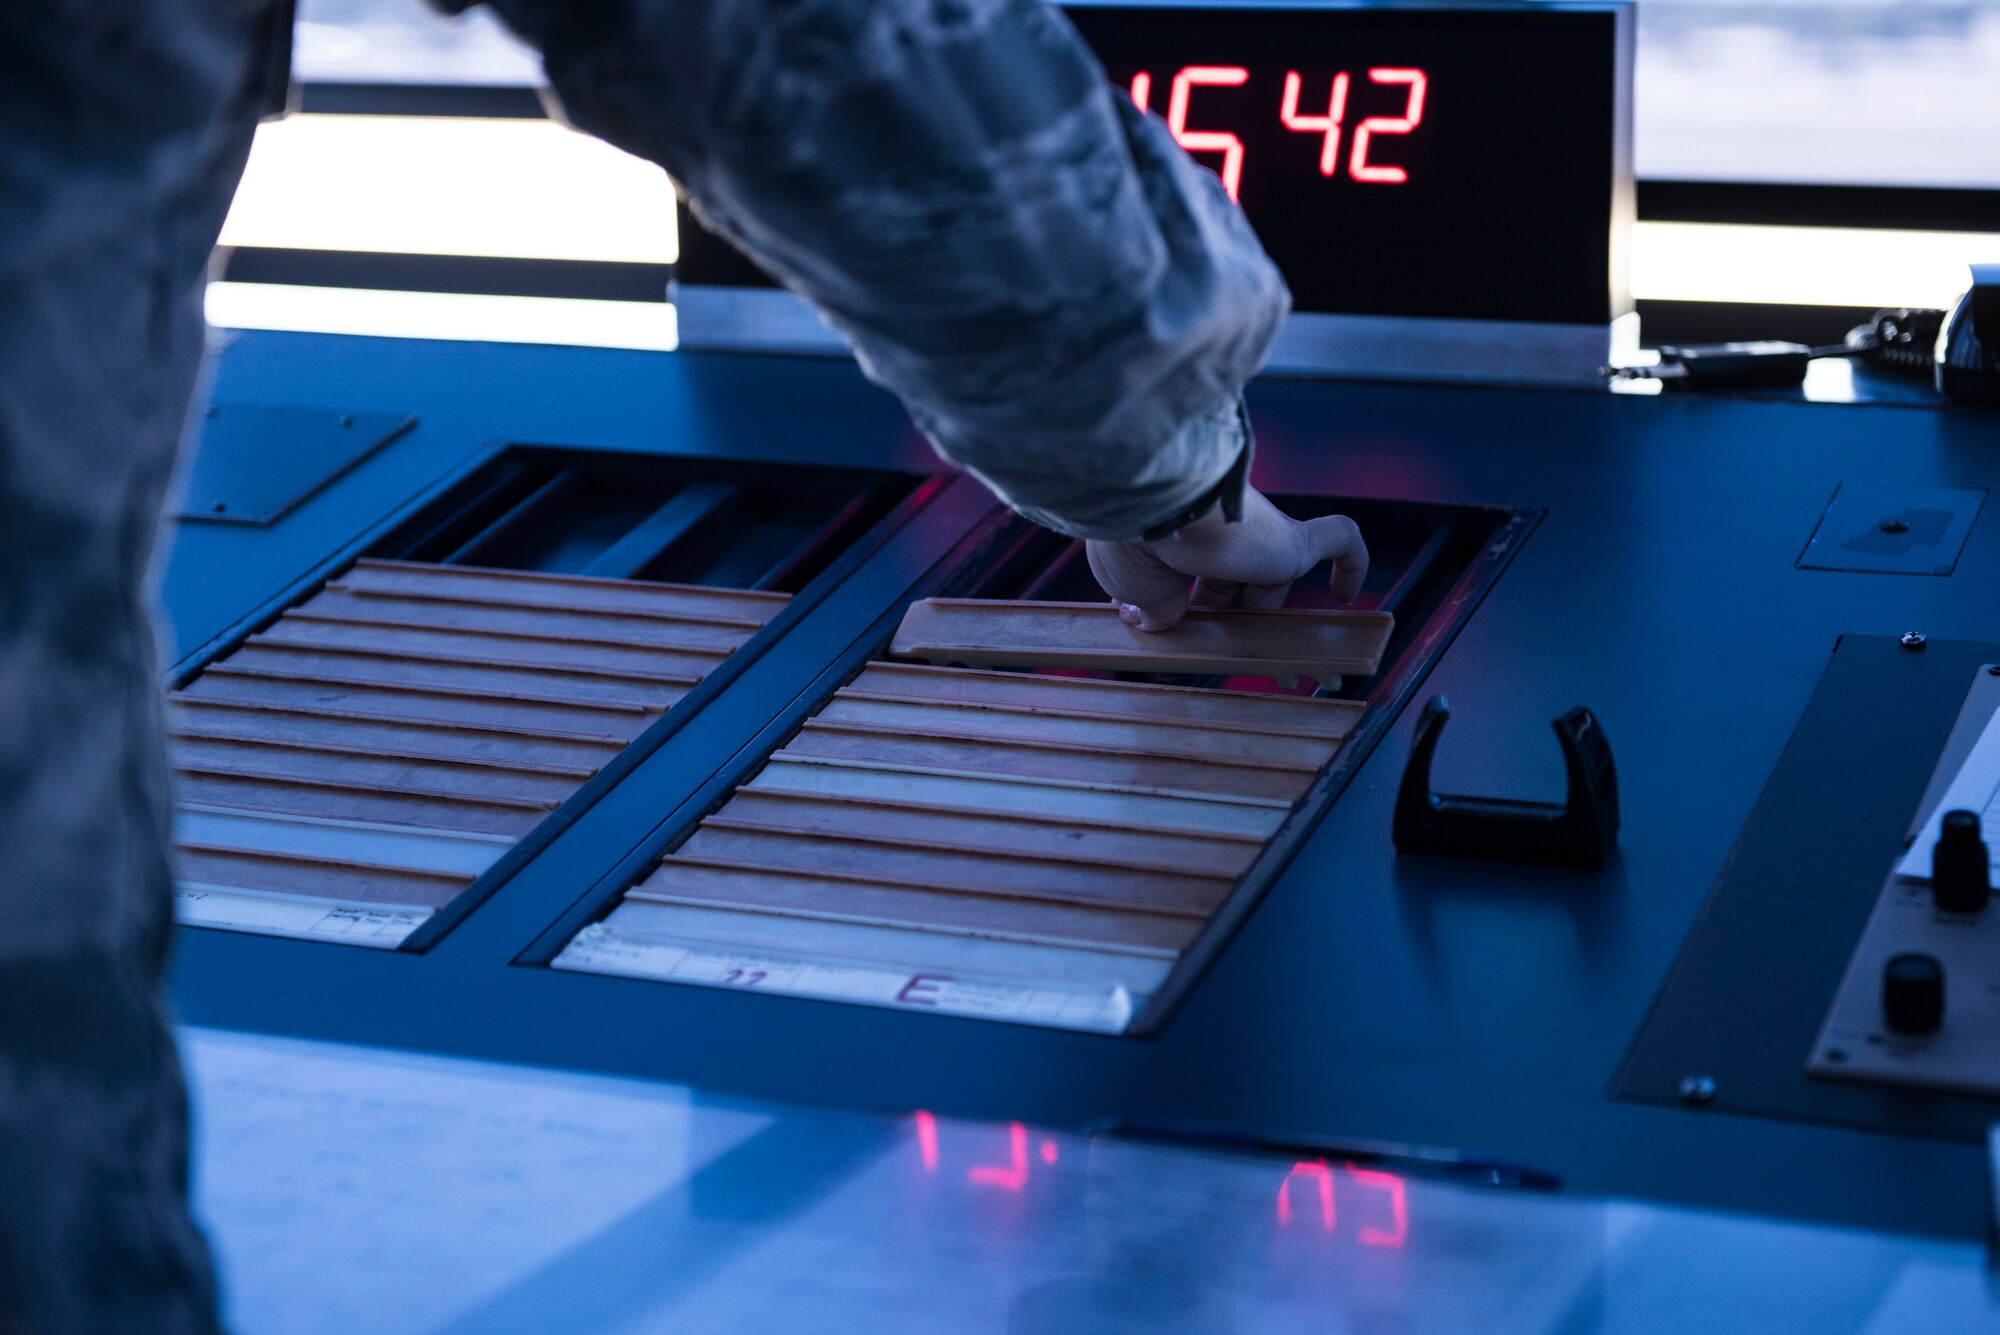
[
  {"x1": 1276, "y1": 1160, "x2": 1336, "y2": 1232},
  {"x1": 1344, "y1": 1163, "x2": 1409, "y2": 1247},
  {"x1": 1349, "y1": 68, "x2": 1427, "y2": 184},
  {"x1": 1281, "y1": 71, "x2": 1350, "y2": 176},
  {"x1": 966, "y1": 1122, "x2": 1030, "y2": 1191},
  {"x1": 1129, "y1": 71, "x2": 1153, "y2": 111},
  {"x1": 914, "y1": 1110, "x2": 939, "y2": 1172},
  {"x1": 1167, "y1": 66, "x2": 1250, "y2": 201}
]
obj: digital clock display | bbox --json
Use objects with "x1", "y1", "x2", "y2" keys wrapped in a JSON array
[
  {"x1": 1065, "y1": 3, "x2": 1632, "y2": 324},
  {"x1": 675, "y1": 3, "x2": 1632, "y2": 336}
]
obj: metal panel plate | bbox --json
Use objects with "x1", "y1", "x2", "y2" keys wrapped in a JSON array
[
  {"x1": 1797, "y1": 483, "x2": 1986, "y2": 575},
  {"x1": 1809, "y1": 667, "x2": 2000, "y2": 1096},
  {"x1": 1616, "y1": 634, "x2": 2000, "y2": 1141},
  {"x1": 176, "y1": 404, "x2": 414, "y2": 525}
]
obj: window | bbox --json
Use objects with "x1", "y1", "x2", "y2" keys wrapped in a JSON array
[{"x1": 295, "y1": 0, "x2": 2000, "y2": 189}]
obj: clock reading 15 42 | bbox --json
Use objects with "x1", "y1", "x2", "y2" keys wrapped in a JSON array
[{"x1": 1127, "y1": 65, "x2": 1429, "y2": 201}]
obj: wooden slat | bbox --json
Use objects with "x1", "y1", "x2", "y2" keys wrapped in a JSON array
[
  {"x1": 748, "y1": 756, "x2": 1290, "y2": 839},
  {"x1": 166, "y1": 698, "x2": 623, "y2": 770},
  {"x1": 222, "y1": 643, "x2": 690, "y2": 708},
  {"x1": 175, "y1": 845, "x2": 471, "y2": 909},
  {"x1": 631, "y1": 858, "x2": 1196, "y2": 956},
  {"x1": 818, "y1": 693, "x2": 1339, "y2": 768},
  {"x1": 267, "y1": 613, "x2": 730, "y2": 680},
  {"x1": 169, "y1": 722, "x2": 594, "y2": 778},
  {"x1": 890, "y1": 599, "x2": 1394, "y2": 680},
  {"x1": 677, "y1": 824, "x2": 1230, "y2": 916},
  {"x1": 171, "y1": 735, "x2": 583, "y2": 803},
  {"x1": 294, "y1": 588, "x2": 759, "y2": 653},
  {"x1": 173, "y1": 772, "x2": 546, "y2": 836},
  {"x1": 781, "y1": 722, "x2": 1315, "y2": 801},
  {"x1": 707, "y1": 789, "x2": 1262, "y2": 879},
  {"x1": 851, "y1": 662, "x2": 1362, "y2": 739},
  {"x1": 341, "y1": 559, "x2": 787, "y2": 623},
  {"x1": 178, "y1": 671, "x2": 661, "y2": 740},
  {"x1": 174, "y1": 805, "x2": 509, "y2": 877}
]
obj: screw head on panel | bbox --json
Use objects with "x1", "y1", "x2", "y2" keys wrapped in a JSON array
[
  {"x1": 1678, "y1": 1074, "x2": 1717, "y2": 1105},
  {"x1": 1901, "y1": 631, "x2": 1927, "y2": 649}
]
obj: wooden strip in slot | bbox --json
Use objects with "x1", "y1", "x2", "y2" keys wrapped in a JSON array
[
  {"x1": 748, "y1": 756, "x2": 1288, "y2": 839},
  {"x1": 244, "y1": 631, "x2": 703, "y2": 688},
  {"x1": 175, "y1": 805, "x2": 509, "y2": 877},
  {"x1": 819, "y1": 693, "x2": 1338, "y2": 768},
  {"x1": 599, "y1": 900, "x2": 1176, "y2": 994},
  {"x1": 266, "y1": 614, "x2": 730, "y2": 680},
  {"x1": 222, "y1": 643, "x2": 690, "y2": 708},
  {"x1": 166, "y1": 698, "x2": 624, "y2": 769},
  {"x1": 179, "y1": 671, "x2": 661, "y2": 740},
  {"x1": 167, "y1": 725, "x2": 593, "y2": 779},
  {"x1": 296, "y1": 588, "x2": 760, "y2": 653},
  {"x1": 631, "y1": 858, "x2": 1196, "y2": 956},
  {"x1": 852, "y1": 662, "x2": 1363, "y2": 739},
  {"x1": 176, "y1": 762, "x2": 554, "y2": 809},
  {"x1": 890, "y1": 599, "x2": 1394, "y2": 679},
  {"x1": 783, "y1": 723, "x2": 1314, "y2": 801},
  {"x1": 342, "y1": 559, "x2": 787, "y2": 623},
  {"x1": 678, "y1": 825, "x2": 1229, "y2": 916},
  {"x1": 175, "y1": 845, "x2": 471, "y2": 909},
  {"x1": 709, "y1": 789, "x2": 1262, "y2": 878},
  {"x1": 174, "y1": 771, "x2": 546, "y2": 836},
  {"x1": 172, "y1": 736, "x2": 582, "y2": 803},
  {"x1": 805, "y1": 716, "x2": 1318, "y2": 775}
]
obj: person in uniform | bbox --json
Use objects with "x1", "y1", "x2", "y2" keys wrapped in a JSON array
[{"x1": 0, "y1": 2, "x2": 1364, "y2": 1328}]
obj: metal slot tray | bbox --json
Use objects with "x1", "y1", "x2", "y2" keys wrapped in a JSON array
[
  {"x1": 167, "y1": 445, "x2": 927, "y2": 952},
  {"x1": 547, "y1": 493, "x2": 1534, "y2": 1034}
]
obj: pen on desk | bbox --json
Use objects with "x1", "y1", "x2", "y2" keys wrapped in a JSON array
[{"x1": 1082, "y1": 1118, "x2": 1563, "y2": 1192}]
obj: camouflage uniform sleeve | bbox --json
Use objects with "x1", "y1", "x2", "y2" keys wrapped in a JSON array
[
  {"x1": 0, "y1": 2, "x2": 280, "y2": 1330},
  {"x1": 456, "y1": 0, "x2": 1291, "y2": 540}
]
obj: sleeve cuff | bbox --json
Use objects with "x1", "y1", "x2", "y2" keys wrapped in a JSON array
[{"x1": 995, "y1": 397, "x2": 1255, "y2": 542}]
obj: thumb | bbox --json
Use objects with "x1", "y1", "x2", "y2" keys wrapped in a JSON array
[
  {"x1": 1302, "y1": 514, "x2": 1369, "y2": 602},
  {"x1": 1087, "y1": 540, "x2": 1193, "y2": 632}
]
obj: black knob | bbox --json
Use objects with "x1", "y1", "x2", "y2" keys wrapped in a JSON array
[
  {"x1": 1882, "y1": 953, "x2": 1945, "y2": 1036},
  {"x1": 1931, "y1": 809, "x2": 1990, "y2": 914}
]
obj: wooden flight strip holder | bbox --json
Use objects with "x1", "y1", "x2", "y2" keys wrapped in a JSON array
[
  {"x1": 167, "y1": 559, "x2": 789, "y2": 947},
  {"x1": 558, "y1": 599, "x2": 1391, "y2": 1031}
]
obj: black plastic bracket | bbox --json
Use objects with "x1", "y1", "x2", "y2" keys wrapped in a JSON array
[{"x1": 1393, "y1": 695, "x2": 1620, "y2": 869}]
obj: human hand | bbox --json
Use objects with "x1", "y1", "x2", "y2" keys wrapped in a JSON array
[{"x1": 1085, "y1": 488, "x2": 1369, "y2": 632}]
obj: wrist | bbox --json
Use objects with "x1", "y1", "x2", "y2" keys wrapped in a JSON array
[{"x1": 1138, "y1": 427, "x2": 1252, "y2": 543}]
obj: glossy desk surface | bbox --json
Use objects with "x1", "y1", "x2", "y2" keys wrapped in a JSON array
[
  {"x1": 169, "y1": 333, "x2": 2000, "y2": 1314},
  {"x1": 187, "y1": 1026, "x2": 1995, "y2": 1333}
]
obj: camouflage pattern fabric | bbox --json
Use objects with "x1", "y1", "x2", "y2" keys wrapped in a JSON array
[
  {"x1": 0, "y1": 0, "x2": 1280, "y2": 1326},
  {"x1": 0, "y1": 4, "x2": 276, "y2": 1331},
  {"x1": 453, "y1": 0, "x2": 1291, "y2": 539}
]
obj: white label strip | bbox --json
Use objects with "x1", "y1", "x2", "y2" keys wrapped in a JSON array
[
  {"x1": 176, "y1": 805, "x2": 511, "y2": 878},
  {"x1": 750, "y1": 755, "x2": 1287, "y2": 839},
  {"x1": 556, "y1": 924, "x2": 1139, "y2": 1034},
  {"x1": 174, "y1": 884, "x2": 430, "y2": 948},
  {"x1": 1895, "y1": 705, "x2": 2000, "y2": 883},
  {"x1": 599, "y1": 900, "x2": 1175, "y2": 994}
]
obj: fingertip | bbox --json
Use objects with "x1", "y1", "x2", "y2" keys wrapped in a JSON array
[
  {"x1": 1117, "y1": 603, "x2": 1142, "y2": 626},
  {"x1": 1129, "y1": 603, "x2": 1184, "y2": 632}
]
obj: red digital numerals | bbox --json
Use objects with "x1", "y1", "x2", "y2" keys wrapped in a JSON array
[
  {"x1": 1276, "y1": 1159, "x2": 1409, "y2": 1248},
  {"x1": 913, "y1": 1113, "x2": 1408, "y2": 1248},
  {"x1": 1130, "y1": 66, "x2": 1428, "y2": 200}
]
